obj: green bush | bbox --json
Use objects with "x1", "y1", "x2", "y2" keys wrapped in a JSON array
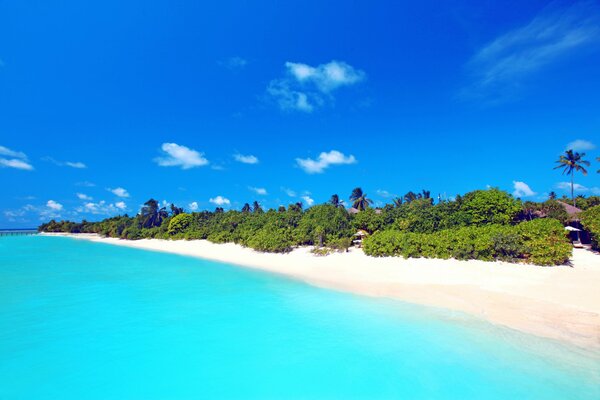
[
  {"x1": 516, "y1": 219, "x2": 571, "y2": 265},
  {"x1": 363, "y1": 220, "x2": 571, "y2": 265},
  {"x1": 245, "y1": 228, "x2": 294, "y2": 253},
  {"x1": 168, "y1": 213, "x2": 194, "y2": 236},
  {"x1": 580, "y1": 205, "x2": 600, "y2": 250}
]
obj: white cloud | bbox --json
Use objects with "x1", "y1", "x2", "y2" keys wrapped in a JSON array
[
  {"x1": 0, "y1": 158, "x2": 34, "y2": 170},
  {"x1": 296, "y1": 150, "x2": 357, "y2": 174},
  {"x1": 249, "y1": 187, "x2": 267, "y2": 195},
  {"x1": 234, "y1": 154, "x2": 259, "y2": 164},
  {"x1": 64, "y1": 161, "x2": 86, "y2": 169},
  {"x1": 0, "y1": 145, "x2": 33, "y2": 170},
  {"x1": 512, "y1": 181, "x2": 536, "y2": 197},
  {"x1": 286, "y1": 61, "x2": 366, "y2": 92},
  {"x1": 267, "y1": 60, "x2": 365, "y2": 112},
  {"x1": 0, "y1": 145, "x2": 27, "y2": 159},
  {"x1": 76, "y1": 181, "x2": 95, "y2": 187},
  {"x1": 115, "y1": 201, "x2": 127, "y2": 210},
  {"x1": 154, "y1": 143, "x2": 209, "y2": 169},
  {"x1": 209, "y1": 196, "x2": 230, "y2": 206},
  {"x1": 109, "y1": 187, "x2": 130, "y2": 198},
  {"x1": 189, "y1": 201, "x2": 199, "y2": 211},
  {"x1": 463, "y1": 2, "x2": 600, "y2": 101},
  {"x1": 556, "y1": 182, "x2": 600, "y2": 194},
  {"x1": 43, "y1": 157, "x2": 86, "y2": 168},
  {"x1": 301, "y1": 195, "x2": 315, "y2": 206},
  {"x1": 46, "y1": 200, "x2": 63, "y2": 211},
  {"x1": 376, "y1": 189, "x2": 396, "y2": 198},
  {"x1": 566, "y1": 139, "x2": 596, "y2": 151},
  {"x1": 76, "y1": 193, "x2": 92, "y2": 201},
  {"x1": 282, "y1": 187, "x2": 297, "y2": 197}
]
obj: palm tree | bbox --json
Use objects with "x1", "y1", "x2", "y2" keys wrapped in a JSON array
[
  {"x1": 403, "y1": 191, "x2": 417, "y2": 203},
  {"x1": 548, "y1": 191, "x2": 557, "y2": 200},
  {"x1": 252, "y1": 201, "x2": 263, "y2": 213},
  {"x1": 350, "y1": 187, "x2": 373, "y2": 211},
  {"x1": 422, "y1": 190, "x2": 431, "y2": 199},
  {"x1": 170, "y1": 203, "x2": 183, "y2": 216},
  {"x1": 241, "y1": 203, "x2": 251, "y2": 213},
  {"x1": 329, "y1": 194, "x2": 341, "y2": 208},
  {"x1": 392, "y1": 197, "x2": 403, "y2": 207},
  {"x1": 554, "y1": 150, "x2": 590, "y2": 207},
  {"x1": 140, "y1": 199, "x2": 169, "y2": 228},
  {"x1": 214, "y1": 207, "x2": 224, "y2": 214},
  {"x1": 597, "y1": 157, "x2": 600, "y2": 173}
]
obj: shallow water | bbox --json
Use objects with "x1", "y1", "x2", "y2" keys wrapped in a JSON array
[{"x1": 1, "y1": 236, "x2": 598, "y2": 399}]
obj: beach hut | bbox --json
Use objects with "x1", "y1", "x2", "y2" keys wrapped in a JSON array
[
  {"x1": 353, "y1": 230, "x2": 368, "y2": 248},
  {"x1": 565, "y1": 226, "x2": 584, "y2": 248}
]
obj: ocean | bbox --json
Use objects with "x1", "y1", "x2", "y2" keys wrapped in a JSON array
[{"x1": 1, "y1": 236, "x2": 598, "y2": 399}]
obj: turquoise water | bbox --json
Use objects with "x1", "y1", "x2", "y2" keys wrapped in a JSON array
[{"x1": 1, "y1": 236, "x2": 598, "y2": 399}]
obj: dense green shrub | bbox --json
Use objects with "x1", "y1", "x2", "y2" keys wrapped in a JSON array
[
  {"x1": 460, "y1": 189, "x2": 521, "y2": 225},
  {"x1": 168, "y1": 213, "x2": 194, "y2": 236},
  {"x1": 363, "y1": 219, "x2": 570, "y2": 265},
  {"x1": 245, "y1": 228, "x2": 294, "y2": 253},
  {"x1": 580, "y1": 205, "x2": 600, "y2": 250},
  {"x1": 516, "y1": 219, "x2": 571, "y2": 265}
]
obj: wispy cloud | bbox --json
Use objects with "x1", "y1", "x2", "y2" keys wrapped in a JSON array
[
  {"x1": 189, "y1": 201, "x2": 199, "y2": 211},
  {"x1": 282, "y1": 187, "x2": 297, "y2": 197},
  {"x1": 76, "y1": 200, "x2": 126, "y2": 215},
  {"x1": 462, "y1": 2, "x2": 600, "y2": 102},
  {"x1": 267, "y1": 60, "x2": 365, "y2": 112},
  {"x1": 154, "y1": 143, "x2": 209, "y2": 169},
  {"x1": 249, "y1": 187, "x2": 267, "y2": 195},
  {"x1": 219, "y1": 56, "x2": 248, "y2": 71},
  {"x1": 296, "y1": 150, "x2": 357, "y2": 174},
  {"x1": 0, "y1": 145, "x2": 33, "y2": 170},
  {"x1": 109, "y1": 187, "x2": 130, "y2": 198},
  {"x1": 234, "y1": 153, "x2": 259, "y2": 164},
  {"x1": 209, "y1": 196, "x2": 230, "y2": 206},
  {"x1": 566, "y1": 139, "x2": 596, "y2": 151},
  {"x1": 376, "y1": 189, "x2": 396, "y2": 198},
  {"x1": 76, "y1": 193, "x2": 92, "y2": 201},
  {"x1": 512, "y1": 181, "x2": 536, "y2": 197},
  {"x1": 76, "y1": 181, "x2": 96, "y2": 187},
  {"x1": 556, "y1": 181, "x2": 600, "y2": 194},
  {"x1": 43, "y1": 157, "x2": 87, "y2": 169}
]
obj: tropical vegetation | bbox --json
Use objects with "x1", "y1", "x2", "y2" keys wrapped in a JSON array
[{"x1": 39, "y1": 187, "x2": 580, "y2": 266}]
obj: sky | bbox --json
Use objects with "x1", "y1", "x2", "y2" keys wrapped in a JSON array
[{"x1": 1, "y1": 0, "x2": 600, "y2": 228}]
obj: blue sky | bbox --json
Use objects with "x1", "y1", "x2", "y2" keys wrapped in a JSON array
[{"x1": 1, "y1": 0, "x2": 600, "y2": 228}]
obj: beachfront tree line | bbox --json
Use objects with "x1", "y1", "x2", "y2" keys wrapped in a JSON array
[{"x1": 39, "y1": 187, "x2": 600, "y2": 266}]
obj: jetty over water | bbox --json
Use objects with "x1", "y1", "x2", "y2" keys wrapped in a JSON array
[{"x1": 0, "y1": 229, "x2": 38, "y2": 237}]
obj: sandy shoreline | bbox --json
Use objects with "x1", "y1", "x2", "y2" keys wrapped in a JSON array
[{"x1": 43, "y1": 233, "x2": 600, "y2": 350}]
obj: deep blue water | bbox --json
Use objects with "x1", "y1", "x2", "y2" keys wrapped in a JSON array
[{"x1": 0, "y1": 236, "x2": 598, "y2": 399}]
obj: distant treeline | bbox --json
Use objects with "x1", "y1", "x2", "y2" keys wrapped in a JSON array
[{"x1": 39, "y1": 189, "x2": 600, "y2": 265}]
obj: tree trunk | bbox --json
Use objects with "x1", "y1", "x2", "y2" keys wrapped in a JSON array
[{"x1": 571, "y1": 170, "x2": 575, "y2": 207}]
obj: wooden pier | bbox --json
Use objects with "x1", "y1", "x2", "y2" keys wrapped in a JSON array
[{"x1": 0, "y1": 230, "x2": 38, "y2": 237}]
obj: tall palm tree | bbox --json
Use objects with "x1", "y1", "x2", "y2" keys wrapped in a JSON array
[
  {"x1": 350, "y1": 187, "x2": 373, "y2": 211},
  {"x1": 422, "y1": 190, "x2": 431, "y2": 199},
  {"x1": 241, "y1": 203, "x2": 251, "y2": 213},
  {"x1": 403, "y1": 191, "x2": 417, "y2": 203},
  {"x1": 548, "y1": 191, "x2": 557, "y2": 200},
  {"x1": 140, "y1": 199, "x2": 169, "y2": 228},
  {"x1": 554, "y1": 150, "x2": 590, "y2": 207},
  {"x1": 329, "y1": 194, "x2": 341, "y2": 208},
  {"x1": 252, "y1": 201, "x2": 263, "y2": 213},
  {"x1": 392, "y1": 197, "x2": 403, "y2": 207},
  {"x1": 597, "y1": 157, "x2": 600, "y2": 173}
]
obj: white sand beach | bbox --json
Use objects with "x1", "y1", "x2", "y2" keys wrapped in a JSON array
[{"x1": 48, "y1": 233, "x2": 600, "y2": 350}]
